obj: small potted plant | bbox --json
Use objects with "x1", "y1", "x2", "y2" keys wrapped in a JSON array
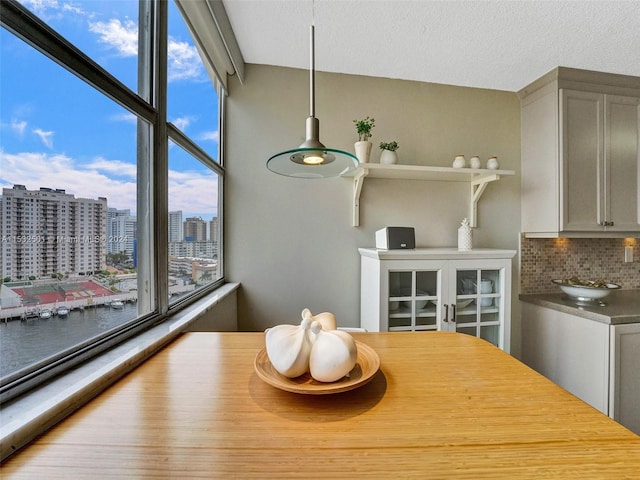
[
  {"x1": 353, "y1": 116, "x2": 375, "y2": 163},
  {"x1": 379, "y1": 141, "x2": 399, "y2": 164}
]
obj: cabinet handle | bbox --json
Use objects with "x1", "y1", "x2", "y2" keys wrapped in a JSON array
[
  {"x1": 443, "y1": 304, "x2": 449, "y2": 323},
  {"x1": 451, "y1": 304, "x2": 456, "y2": 323}
]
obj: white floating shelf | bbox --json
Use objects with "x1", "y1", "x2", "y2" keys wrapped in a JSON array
[{"x1": 343, "y1": 163, "x2": 516, "y2": 227}]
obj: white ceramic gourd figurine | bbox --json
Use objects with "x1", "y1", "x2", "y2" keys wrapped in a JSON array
[
  {"x1": 301, "y1": 308, "x2": 337, "y2": 336},
  {"x1": 265, "y1": 317, "x2": 313, "y2": 378},
  {"x1": 308, "y1": 321, "x2": 357, "y2": 383}
]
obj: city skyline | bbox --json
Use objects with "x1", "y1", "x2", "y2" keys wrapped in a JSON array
[
  {"x1": 0, "y1": 0, "x2": 220, "y2": 220},
  {"x1": 1, "y1": 184, "x2": 220, "y2": 281}
]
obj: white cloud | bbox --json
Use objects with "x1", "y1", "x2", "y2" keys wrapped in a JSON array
[
  {"x1": 21, "y1": 0, "x2": 87, "y2": 21},
  {"x1": 168, "y1": 38, "x2": 205, "y2": 82},
  {"x1": 0, "y1": 150, "x2": 136, "y2": 211},
  {"x1": 1, "y1": 150, "x2": 218, "y2": 215},
  {"x1": 61, "y1": 2, "x2": 85, "y2": 16},
  {"x1": 0, "y1": 119, "x2": 28, "y2": 137},
  {"x1": 88, "y1": 18, "x2": 138, "y2": 57},
  {"x1": 86, "y1": 157, "x2": 137, "y2": 178},
  {"x1": 11, "y1": 102, "x2": 35, "y2": 119},
  {"x1": 199, "y1": 130, "x2": 219, "y2": 143},
  {"x1": 21, "y1": 0, "x2": 60, "y2": 15},
  {"x1": 33, "y1": 128, "x2": 54, "y2": 149},
  {"x1": 168, "y1": 168, "x2": 218, "y2": 213},
  {"x1": 110, "y1": 112, "x2": 138, "y2": 124},
  {"x1": 11, "y1": 120, "x2": 27, "y2": 136},
  {"x1": 171, "y1": 116, "x2": 194, "y2": 132},
  {"x1": 23, "y1": 1, "x2": 203, "y2": 83}
]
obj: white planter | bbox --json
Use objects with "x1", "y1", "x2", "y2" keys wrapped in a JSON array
[
  {"x1": 380, "y1": 150, "x2": 398, "y2": 165},
  {"x1": 354, "y1": 141, "x2": 372, "y2": 164}
]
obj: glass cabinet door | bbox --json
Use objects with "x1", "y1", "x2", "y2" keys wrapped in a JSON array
[
  {"x1": 388, "y1": 269, "x2": 439, "y2": 331},
  {"x1": 452, "y1": 267, "x2": 503, "y2": 347}
]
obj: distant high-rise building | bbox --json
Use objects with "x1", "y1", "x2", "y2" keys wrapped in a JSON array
[
  {"x1": 209, "y1": 216, "x2": 219, "y2": 243},
  {"x1": 183, "y1": 216, "x2": 206, "y2": 242},
  {"x1": 106, "y1": 208, "x2": 136, "y2": 258},
  {"x1": 0, "y1": 184, "x2": 107, "y2": 280},
  {"x1": 169, "y1": 210, "x2": 183, "y2": 243}
]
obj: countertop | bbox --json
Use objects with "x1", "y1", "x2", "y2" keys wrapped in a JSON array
[
  {"x1": 3, "y1": 332, "x2": 639, "y2": 478},
  {"x1": 519, "y1": 288, "x2": 640, "y2": 325}
]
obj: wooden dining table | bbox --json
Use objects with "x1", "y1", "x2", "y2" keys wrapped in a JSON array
[{"x1": 2, "y1": 331, "x2": 640, "y2": 478}]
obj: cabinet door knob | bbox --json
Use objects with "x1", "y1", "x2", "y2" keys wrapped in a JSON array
[
  {"x1": 443, "y1": 304, "x2": 449, "y2": 323},
  {"x1": 451, "y1": 304, "x2": 456, "y2": 323}
]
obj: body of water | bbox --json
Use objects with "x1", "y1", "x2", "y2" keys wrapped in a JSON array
[{"x1": 0, "y1": 302, "x2": 138, "y2": 377}]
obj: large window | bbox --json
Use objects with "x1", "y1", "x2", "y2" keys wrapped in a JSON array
[{"x1": 0, "y1": 0, "x2": 224, "y2": 402}]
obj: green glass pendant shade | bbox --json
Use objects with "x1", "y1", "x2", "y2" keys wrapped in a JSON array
[{"x1": 266, "y1": 25, "x2": 358, "y2": 178}]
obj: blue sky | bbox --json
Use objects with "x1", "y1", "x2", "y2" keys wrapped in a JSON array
[{"x1": 0, "y1": 0, "x2": 220, "y2": 220}]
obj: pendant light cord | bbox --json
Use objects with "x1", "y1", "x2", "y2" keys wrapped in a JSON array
[
  {"x1": 266, "y1": 0, "x2": 358, "y2": 177},
  {"x1": 309, "y1": 0, "x2": 315, "y2": 118}
]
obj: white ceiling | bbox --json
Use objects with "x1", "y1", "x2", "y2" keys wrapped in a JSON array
[{"x1": 221, "y1": 0, "x2": 640, "y2": 92}]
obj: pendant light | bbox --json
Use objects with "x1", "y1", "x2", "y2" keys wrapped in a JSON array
[{"x1": 267, "y1": 14, "x2": 358, "y2": 178}]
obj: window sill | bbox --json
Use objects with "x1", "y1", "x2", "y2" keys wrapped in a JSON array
[{"x1": 0, "y1": 282, "x2": 239, "y2": 461}]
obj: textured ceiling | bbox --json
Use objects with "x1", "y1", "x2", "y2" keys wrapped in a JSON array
[{"x1": 222, "y1": 0, "x2": 640, "y2": 92}]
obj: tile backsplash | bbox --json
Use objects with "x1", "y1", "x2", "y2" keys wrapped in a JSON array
[{"x1": 520, "y1": 237, "x2": 640, "y2": 294}]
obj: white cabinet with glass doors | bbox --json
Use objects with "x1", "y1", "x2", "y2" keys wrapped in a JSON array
[{"x1": 359, "y1": 248, "x2": 516, "y2": 352}]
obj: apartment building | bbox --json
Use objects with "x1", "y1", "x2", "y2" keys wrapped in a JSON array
[
  {"x1": 209, "y1": 216, "x2": 219, "y2": 243},
  {"x1": 0, "y1": 185, "x2": 107, "y2": 279},
  {"x1": 168, "y1": 241, "x2": 217, "y2": 260},
  {"x1": 168, "y1": 210, "x2": 183, "y2": 243},
  {"x1": 106, "y1": 208, "x2": 136, "y2": 258},
  {"x1": 183, "y1": 216, "x2": 206, "y2": 242}
]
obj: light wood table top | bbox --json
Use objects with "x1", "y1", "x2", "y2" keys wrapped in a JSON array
[{"x1": 3, "y1": 332, "x2": 640, "y2": 478}]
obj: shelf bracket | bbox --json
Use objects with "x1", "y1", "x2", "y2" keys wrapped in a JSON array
[
  {"x1": 352, "y1": 168, "x2": 368, "y2": 227},
  {"x1": 469, "y1": 174, "x2": 500, "y2": 227}
]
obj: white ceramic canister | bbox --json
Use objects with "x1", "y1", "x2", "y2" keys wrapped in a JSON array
[
  {"x1": 486, "y1": 156, "x2": 499, "y2": 169},
  {"x1": 452, "y1": 154, "x2": 466, "y2": 168},
  {"x1": 470, "y1": 156, "x2": 481, "y2": 169},
  {"x1": 457, "y1": 218, "x2": 472, "y2": 251}
]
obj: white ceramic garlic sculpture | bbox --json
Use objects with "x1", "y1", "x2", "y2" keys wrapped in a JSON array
[
  {"x1": 308, "y1": 321, "x2": 358, "y2": 382},
  {"x1": 302, "y1": 308, "x2": 337, "y2": 332},
  {"x1": 265, "y1": 317, "x2": 313, "y2": 378}
]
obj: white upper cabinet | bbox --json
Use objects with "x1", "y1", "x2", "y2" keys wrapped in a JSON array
[
  {"x1": 519, "y1": 67, "x2": 640, "y2": 237},
  {"x1": 604, "y1": 94, "x2": 640, "y2": 231}
]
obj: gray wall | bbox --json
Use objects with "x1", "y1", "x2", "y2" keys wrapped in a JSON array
[
  {"x1": 185, "y1": 285, "x2": 238, "y2": 332},
  {"x1": 226, "y1": 64, "x2": 522, "y2": 354}
]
